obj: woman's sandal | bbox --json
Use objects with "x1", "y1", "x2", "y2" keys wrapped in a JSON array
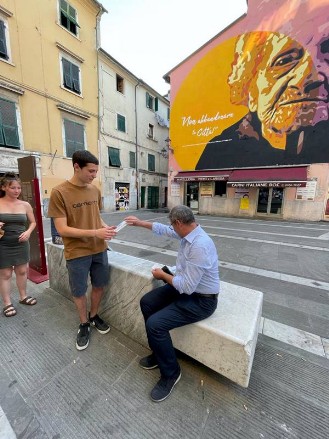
[
  {"x1": 3, "y1": 304, "x2": 17, "y2": 317},
  {"x1": 19, "y1": 296, "x2": 37, "y2": 306}
]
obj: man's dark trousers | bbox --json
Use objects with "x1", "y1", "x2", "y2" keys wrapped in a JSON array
[{"x1": 140, "y1": 284, "x2": 218, "y2": 379}]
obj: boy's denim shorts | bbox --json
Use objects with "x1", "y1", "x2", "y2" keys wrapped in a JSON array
[{"x1": 66, "y1": 250, "x2": 109, "y2": 297}]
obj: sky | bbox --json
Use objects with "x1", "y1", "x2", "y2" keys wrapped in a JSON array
[{"x1": 99, "y1": 0, "x2": 247, "y2": 95}]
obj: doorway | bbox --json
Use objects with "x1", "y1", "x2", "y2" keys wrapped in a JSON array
[
  {"x1": 257, "y1": 188, "x2": 284, "y2": 215},
  {"x1": 186, "y1": 182, "x2": 199, "y2": 210}
]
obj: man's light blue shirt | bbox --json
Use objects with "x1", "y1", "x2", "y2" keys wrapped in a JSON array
[{"x1": 152, "y1": 223, "x2": 220, "y2": 295}]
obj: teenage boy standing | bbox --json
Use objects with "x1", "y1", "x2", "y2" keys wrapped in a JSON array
[{"x1": 48, "y1": 150, "x2": 116, "y2": 350}]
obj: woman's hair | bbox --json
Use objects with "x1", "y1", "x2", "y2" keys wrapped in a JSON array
[
  {"x1": 169, "y1": 205, "x2": 195, "y2": 225},
  {"x1": 0, "y1": 172, "x2": 21, "y2": 198}
]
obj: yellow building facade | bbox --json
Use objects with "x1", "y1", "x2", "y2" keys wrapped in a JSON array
[{"x1": 0, "y1": 0, "x2": 105, "y2": 213}]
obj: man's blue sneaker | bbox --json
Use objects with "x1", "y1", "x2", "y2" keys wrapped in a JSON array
[{"x1": 151, "y1": 370, "x2": 181, "y2": 402}]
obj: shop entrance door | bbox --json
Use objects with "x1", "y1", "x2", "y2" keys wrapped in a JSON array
[
  {"x1": 186, "y1": 182, "x2": 199, "y2": 211},
  {"x1": 257, "y1": 188, "x2": 284, "y2": 215}
]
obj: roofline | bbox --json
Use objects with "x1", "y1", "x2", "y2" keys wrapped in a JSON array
[
  {"x1": 163, "y1": 12, "x2": 247, "y2": 84},
  {"x1": 92, "y1": 0, "x2": 108, "y2": 13},
  {"x1": 99, "y1": 47, "x2": 170, "y2": 102}
]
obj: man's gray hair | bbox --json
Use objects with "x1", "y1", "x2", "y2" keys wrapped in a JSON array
[{"x1": 169, "y1": 205, "x2": 195, "y2": 224}]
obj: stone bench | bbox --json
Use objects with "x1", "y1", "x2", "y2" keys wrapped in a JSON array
[{"x1": 47, "y1": 243, "x2": 263, "y2": 387}]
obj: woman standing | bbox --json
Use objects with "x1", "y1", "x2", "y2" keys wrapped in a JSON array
[{"x1": 0, "y1": 173, "x2": 37, "y2": 317}]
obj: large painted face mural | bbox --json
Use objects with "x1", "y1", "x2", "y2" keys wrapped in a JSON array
[{"x1": 171, "y1": 23, "x2": 329, "y2": 170}]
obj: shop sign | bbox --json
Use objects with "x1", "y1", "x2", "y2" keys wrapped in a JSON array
[
  {"x1": 296, "y1": 181, "x2": 317, "y2": 200},
  {"x1": 200, "y1": 181, "x2": 213, "y2": 197},
  {"x1": 171, "y1": 182, "x2": 180, "y2": 197},
  {"x1": 228, "y1": 181, "x2": 306, "y2": 188}
]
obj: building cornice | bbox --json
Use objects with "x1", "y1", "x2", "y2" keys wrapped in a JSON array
[
  {"x1": 56, "y1": 103, "x2": 90, "y2": 119},
  {"x1": 56, "y1": 42, "x2": 84, "y2": 63}
]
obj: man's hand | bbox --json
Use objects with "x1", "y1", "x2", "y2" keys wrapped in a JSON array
[
  {"x1": 152, "y1": 267, "x2": 173, "y2": 285},
  {"x1": 95, "y1": 226, "x2": 117, "y2": 240},
  {"x1": 124, "y1": 216, "x2": 140, "y2": 226}
]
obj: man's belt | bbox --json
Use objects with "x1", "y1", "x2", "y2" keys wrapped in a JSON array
[{"x1": 193, "y1": 293, "x2": 218, "y2": 298}]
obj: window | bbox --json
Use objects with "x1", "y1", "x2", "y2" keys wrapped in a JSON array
[
  {"x1": 167, "y1": 107, "x2": 170, "y2": 121},
  {"x1": 214, "y1": 181, "x2": 227, "y2": 197},
  {"x1": 0, "y1": 20, "x2": 8, "y2": 61},
  {"x1": 148, "y1": 154, "x2": 155, "y2": 172},
  {"x1": 60, "y1": 0, "x2": 79, "y2": 36},
  {"x1": 108, "y1": 147, "x2": 121, "y2": 167},
  {"x1": 64, "y1": 119, "x2": 84, "y2": 157},
  {"x1": 129, "y1": 151, "x2": 136, "y2": 168},
  {"x1": 62, "y1": 57, "x2": 81, "y2": 94},
  {"x1": 146, "y1": 92, "x2": 158, "y2": 111},
  {"x1": 116, "y1": 75, "x2": 124, "y2": 93},
  {"x1": 117, "y1": 114, "x2": 126, "y2": 132},
  {"x1": 0, "y1": 98, "x2": 20, "y2": 148},
  {"x1": 147, "y1": 124, "x2": 154, "y2": 139}
]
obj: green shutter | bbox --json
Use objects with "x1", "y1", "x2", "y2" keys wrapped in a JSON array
[
  {"x1": 64, "y1": 119, "x2": 84, "y2": 157},
  {"x1": 117, "y1": 114, "x2": 126, "y2": 132},
  {"x1": 148, "y1": 154, "x2": 155, "y2": 171},
  {"x1": 0, "y1": 21, "x2": 8, "y2": 60},
  {"x1": 62, "y1": 58, "x2": 73, "y2": 89},
  {"x1": 0, "y1": 98, "x2": 20, "y2": 148},
  {"x1": 155, "y1": 97, "x2": 158, "y2": 112},
  {"x1": 71, "y1": 64, "x2": 80, "y2": 93},
  {"x1": 129, "y1": 151, "x2": 136, "y2": 168},
  {"x1": 61, "y1": 0, "x2": 80, "y2": 28},
  {"x1": 62, "y1": 58, "x2": 80, "y2": 94},
  {"x1": 108, "y1": 147, "x2": 121, "y2": 167}
]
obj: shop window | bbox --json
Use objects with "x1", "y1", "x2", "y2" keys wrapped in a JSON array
[
  {"x1": 214, "y1": 181, "x2": 227, "y2": 197},
  {"x1": 148, "y1": 154, "x2": 155, "y2": 172},
  {"x1": 116, "y1": 74, "x2": 124, "y2": 93},
  {"x1": 0, "y1": 97, "x2": 20, "y2": 149},
  {"x1": 60, "y1": 0, "x2": 79, "y2": 36},
  {"x1": 108, "y1": 147, "x2": 121, "y2": 167},
  {"x1": 117, "y1": 114, "x2": 126, "y2": 132},
  {"x1": 129, "y1": 151, "x2": 136, "y2": 168},
  {"x1": 62, "y1": 57, "x2": 81, "y2": 94}
]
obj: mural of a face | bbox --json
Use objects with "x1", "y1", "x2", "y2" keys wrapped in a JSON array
[{"x1": 229, "y1": 31, "x2": 329, "y2": 149}]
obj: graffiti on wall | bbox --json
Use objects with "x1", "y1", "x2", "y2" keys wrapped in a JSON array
[{"x1": 171, "y1": 2, "x2": 329, "y2": 170}]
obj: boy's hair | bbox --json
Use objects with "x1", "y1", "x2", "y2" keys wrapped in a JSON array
[
  {"x1": 0, "y1": 172, "x2": 21, "y2": 198},
  {"x1": 72, "y1": 150, "x2": 99, "y2": 168}
]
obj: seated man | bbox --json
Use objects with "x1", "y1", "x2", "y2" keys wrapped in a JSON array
[{"x1": 125, "y1": 205, "x2": 219, "y2": 402}]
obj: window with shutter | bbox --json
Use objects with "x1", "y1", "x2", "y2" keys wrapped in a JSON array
[
  {"x1": 117, "y1": 114, "x2": 126, "y2": 132},
  {"x1": 60, "y1": 0, "x2": 80, "y2": 36},
  {"x1": 0, "y1": 20, "x2": 8, "y2": 60},
  {"x1": 108, "y1": 147, "x2": 121, "y2": 167},
  {"x1": 148, "y1": 154, "x2": 155, "y2": 172},
  {"x1": 62, "y1": 58, "x2": 81, "y2": 94},
  {"x1": 129, "y1": 151, "x2": 136, "y2": 168},
  {"x1": 0, "y1": 98, "x2": 20, "y2": 149},
  {"x1": 64, "y1": 119, "x2": 84, "y2": 157}
]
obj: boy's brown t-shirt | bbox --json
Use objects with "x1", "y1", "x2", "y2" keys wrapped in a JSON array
[{"x1": 48, "y1": 181, "x2": 107, "y2": 260}]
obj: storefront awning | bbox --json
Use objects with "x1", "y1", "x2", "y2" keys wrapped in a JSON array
[
  {"x1": 174, "y1": 170, "x2": 231, "y2": 182},
  {"x1": 227, "y1": 167, "x2": 308, "y2": 188}
]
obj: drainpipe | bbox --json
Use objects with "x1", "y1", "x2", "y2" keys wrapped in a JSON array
[{"x1": 135, "y1": 80, "x2": 141, "y2": 210}]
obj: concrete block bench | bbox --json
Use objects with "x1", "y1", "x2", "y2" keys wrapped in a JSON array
[{"x1": 47, "y1": 243, "x2": 263, "y2": 387}]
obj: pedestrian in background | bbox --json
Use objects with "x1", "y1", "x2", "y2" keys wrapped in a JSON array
[
  {"x1": 0, "y1": 173, "x2": 37, "y2": 317},
  {"x1": 125, "y1": 205, "x2": 220, "y2": 402},
  {"x1": 48, "y1": 150, "x2": 116, "y2": 350}
]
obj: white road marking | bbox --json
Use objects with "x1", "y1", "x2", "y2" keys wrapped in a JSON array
[{"x1": 111, "y1": 238, "x2": 329, "y2": 291}]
